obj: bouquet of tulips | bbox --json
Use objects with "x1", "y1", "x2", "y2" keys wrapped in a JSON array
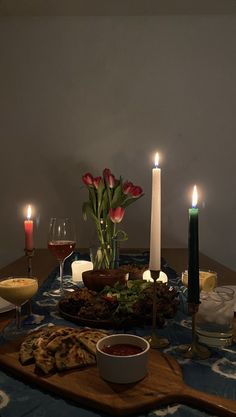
[{"x1": 82, "y1": 168, "x2": 143, "y2": 269}]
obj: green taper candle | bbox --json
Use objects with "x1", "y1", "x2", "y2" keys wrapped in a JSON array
[{"x1": 188, "y1": 185, "x2": 199, "y2": 305}]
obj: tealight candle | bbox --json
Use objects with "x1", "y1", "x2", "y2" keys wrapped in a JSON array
[
  {"x1": 188, "y1": 185, "x2": 199, "y2": 304},
  {"x1": 149, "y1": 152, "x2": 161, "y2": 272},
  {"x1": 24, "y1": 205, "x2": 34, "y2": 251},
  {"x1": 143, "y1": 270, "x2": 168, "y2": 283},
  {"x1": 72, "y1": 260, "x2": 93, "y2": 282}
]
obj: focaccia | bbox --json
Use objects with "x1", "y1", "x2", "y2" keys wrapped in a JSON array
[
  {"x1": 54, "y1": 333, "x2": 96, "y2": 371},
  {"x1": 78, "y1": 329, "x2": 108, "y2": 355},
  {"x1": 19, "y1": 326, "x2": 106, "y2": 375},
  {"x1": 19, "y1": 326, "x2": 57, "y2": 365}
]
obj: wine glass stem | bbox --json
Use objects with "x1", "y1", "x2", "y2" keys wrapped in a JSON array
[
  {"x1": 59, "y1": 260, "x2": 65, "y2": 293},
  {"x1": 15, "y1": 305, "x2": 21, "y2": 329}
]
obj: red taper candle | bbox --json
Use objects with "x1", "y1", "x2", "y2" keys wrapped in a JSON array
[{"x1": 24, "y1": 205, "x2": 34, "y2": 251}]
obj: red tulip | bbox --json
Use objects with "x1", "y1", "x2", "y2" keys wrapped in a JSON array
[
  {"x1": 109, "y1": 207, "x2": 125, "y2": 223},
  {"x1": 93, "y1": 176, "x2": 102, "y2": 189},
  {"x1": 107, "y1": 174, "x2": 115, "y2": 188},
  {"x1": 123, "y1": 181, "x2": 134, "y2": 195},
  {"x1": 103, "y1": 168, "x2": 112, "y2": 179},
  {"x1": 130, "y1": 185, "x2": 143, "y2": 198},
  {"x1": 82, "y1": 172, "x2": 94, "y2": 186},
  {"x1": 103, "y1": 168, "x2": 115, "y2": 188}
]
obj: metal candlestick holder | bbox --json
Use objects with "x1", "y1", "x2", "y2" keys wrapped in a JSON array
[
  {"x1": 178, "y1": 303, "x2": 211, "y2": 359},
  {"x1": 147, "y1": 270, "x2": 169, "y2": 349},
  {"x1": 24, "y1": 248, "x2": 35, "y2": 277},
  {"x1": 24, "y1": 248, "x2": 35, "y2": 316},
  {"x1": 24, "y1": 248, "x2": 44, "y2": 324}
]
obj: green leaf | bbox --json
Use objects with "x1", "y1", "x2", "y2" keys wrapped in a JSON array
[
  {"x1": 115, "y1": 229, "x2": 128, "y2": 241},
  {"x1": 101, "y1": 192, "x2": 109, "y2": 217},
  {"x1": 111, "y1": 184, "x2": 123, "y2": 208},
  {"x1": 88, "y1": 187, "x2": 97, "y2": 215},
  {"x1": 122, "y1": 193, "x2": 144, "y2": 208},
  {"x1": 82, "y1": 201, "x2": 97, "y2": 222},
  {"x1": 97, "y1": 180, "x2": 105, "y2": 210}
]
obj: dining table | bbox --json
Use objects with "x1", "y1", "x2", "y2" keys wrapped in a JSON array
[{"x1": 0, "y1": 248, "x2": 235, "y2": 417}]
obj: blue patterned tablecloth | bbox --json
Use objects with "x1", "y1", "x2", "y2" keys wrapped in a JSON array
[{"x1": 0, "y1": 252, "x2": 235, "y2": 417}]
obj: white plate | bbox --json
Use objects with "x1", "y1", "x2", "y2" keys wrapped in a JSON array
[{"x1": 0, "y1": 297, "x2": 15, "y2": 314}]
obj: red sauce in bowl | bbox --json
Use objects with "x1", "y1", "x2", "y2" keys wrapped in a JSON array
[{"x1": 101, "y1": 343, "x2": 143, "y2": 356}]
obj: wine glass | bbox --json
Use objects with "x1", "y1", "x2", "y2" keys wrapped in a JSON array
[
  {"x1": 0, "y1": 276, "x2": 38, "y2": 339},
  {"x1": 48, "y1": 217, "x2": 76, "y2": 297}
]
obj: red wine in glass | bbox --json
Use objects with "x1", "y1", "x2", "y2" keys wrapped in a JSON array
[
  {"x1": 48, "y1": 241, "x2": 76, "y2": 262},
  {"x1": 48, "y1": 218, "x2": 76, "y2": 296}
]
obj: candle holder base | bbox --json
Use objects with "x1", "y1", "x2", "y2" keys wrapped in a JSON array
[
  {"x1": 147, "y1": 331, "x2": 169, "y2": 349},
  {"x1": 177, "y1": 341, "x2": 210, "y2": 359}
]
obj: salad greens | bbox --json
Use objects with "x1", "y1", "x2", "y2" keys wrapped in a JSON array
[{"x1": 100, "y1": 280, "x2": 152, "y2": 321}]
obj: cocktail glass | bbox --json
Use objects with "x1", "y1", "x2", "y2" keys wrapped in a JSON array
[{"x1": 0, "y1": 276, "x2": 38, "y2": 339}]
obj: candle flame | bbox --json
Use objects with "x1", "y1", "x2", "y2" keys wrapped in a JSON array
[
  {"x1": 27, "y1": 205, "x2": 32, "y2": 220},
  {"x1": 192, "y1": 185, "x2": 198, "y2": 208},
  {"x1": 154, "y1": 152, "x2": 159, "y2": 167}
]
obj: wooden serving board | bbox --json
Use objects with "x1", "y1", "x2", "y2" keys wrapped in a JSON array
[{"x1": 0, "y1": 339, "x2": 236, "y2": 417}]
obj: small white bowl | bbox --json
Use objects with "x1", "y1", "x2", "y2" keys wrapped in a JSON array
[{"x1": 96, "y1": 334, "x2": 150, "y2": 384}]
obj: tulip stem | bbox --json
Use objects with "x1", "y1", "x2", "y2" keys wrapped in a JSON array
[
  {"x1": 95, "y1": 217, "x2": 110, "y2": 269},
  {"x1": 110, "y1": 224, "x2": 117, "y2": 269}
]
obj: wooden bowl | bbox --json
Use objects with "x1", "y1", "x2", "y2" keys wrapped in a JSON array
[
  {"x1": 119, "y1": 264, "x2": 148, "y2": 280},
  {"x1": 82, "y1": 269, "x2": 128, "y2": 292}
]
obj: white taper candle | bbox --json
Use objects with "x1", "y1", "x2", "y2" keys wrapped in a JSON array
[{"x1": 149, "y1": 153, "x2": 161, "y2": 271}]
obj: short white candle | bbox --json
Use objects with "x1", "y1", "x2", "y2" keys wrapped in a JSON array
[
  {"x1": 149, "y1": 152, "x2": 161, "y2": 271},
  {"x1": 143, "y1": 270, "x2": 167, "y2": 283},
  {"x1": 72, "y1": 260, "x2": 93, "y2": 282}
]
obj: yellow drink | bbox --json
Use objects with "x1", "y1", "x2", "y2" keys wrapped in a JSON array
[
  {"x1": 0, "y1": 277, "x2": 38, "y2": 306},
  {"x1": 182, "y1": 270, "x2": 217, "y2": 292}
]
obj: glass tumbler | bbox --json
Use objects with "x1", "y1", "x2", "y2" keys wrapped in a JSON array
[{"x1": 196, "y1": 286, "x2": 235, "y2": 348}]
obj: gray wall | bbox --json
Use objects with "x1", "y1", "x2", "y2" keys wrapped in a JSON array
[{"x1": 0, "y1": 16, "x2": 236, "y2": 270}]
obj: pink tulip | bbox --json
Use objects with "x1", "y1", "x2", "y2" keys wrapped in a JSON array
[
  {"x1": 93, "y1": 176, "x2": 102, "y2": 189},
  {"x1": 130, "y1": 185, "x2": 143, "y2": 198},
  {"x1": 103, "y1": 168, "x2": 115, "y2": 188},
  {"x1": 82, "y1": 172, "x2": 94, "y2": 186},
  {"x1": 109, "y1": 207, "x2": 125, "y2": 223},
  {"x1": 123, "y1": 181, "x2": 134, "y2": 195},
  {"x1": 107, "y1": 174, "x2": 115, "y2": 188}
]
